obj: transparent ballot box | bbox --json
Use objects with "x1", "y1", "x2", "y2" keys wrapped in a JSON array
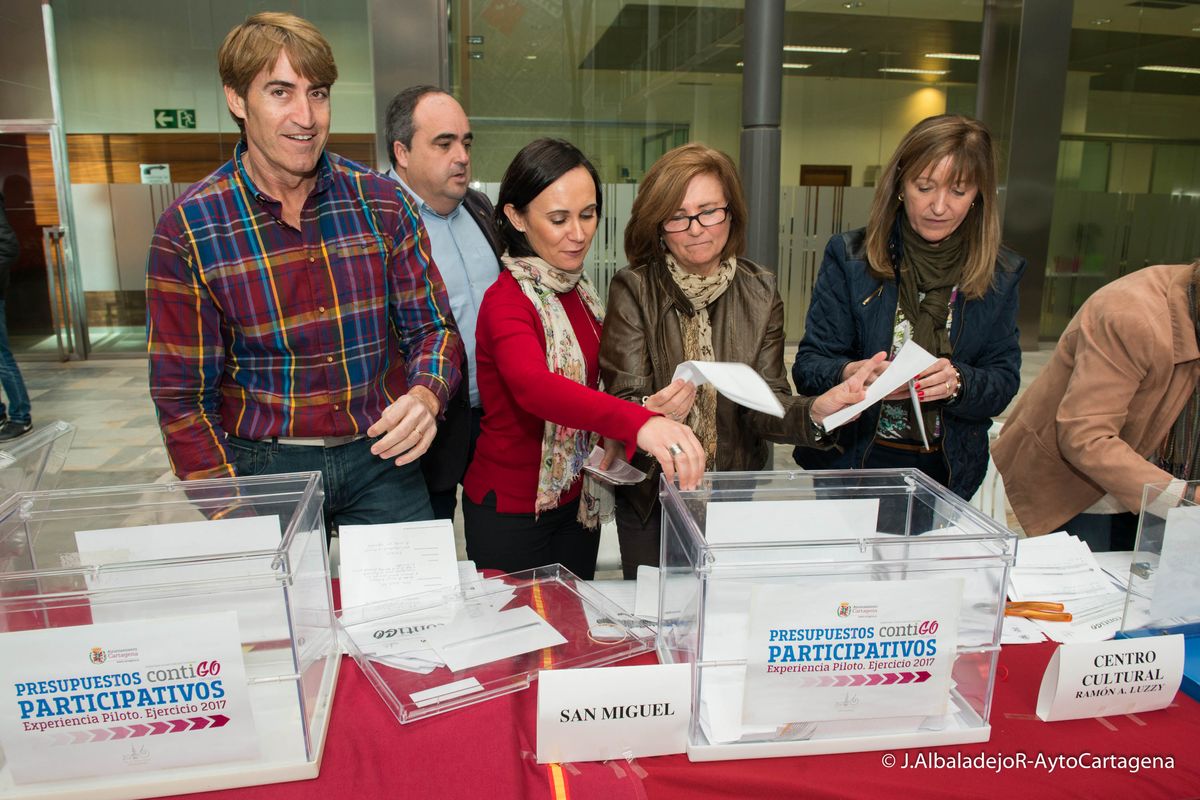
[
  {"x1": 657, "y1": 469, "x2": 1016, "y2": 761},
  {"x1": 1118, "y1": 481, "x2": 1200, "y2": 701},
  {"x1": 0, "y1": 472, "x2": 338, "y2": 799},
  {"x1": 338, "y1": 564, "x2": 653, "y2": 723},
  {"x1": 0, "y1": 422, "x2": 74, "y2": 498}
]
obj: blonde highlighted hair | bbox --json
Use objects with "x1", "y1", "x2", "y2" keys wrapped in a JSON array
[
  {"x1": 866, "y1": 114, "x2": 1000, "y2": 299},
  {"x1": 218, "y1": 12, "x2": 338, "y2": 132},
  {"x1": 625, "y1": 143, "x2": 748, "y2": 269}
]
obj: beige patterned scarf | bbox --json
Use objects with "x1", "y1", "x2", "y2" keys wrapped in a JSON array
[
  {"x1": 502, "y1": 254, "x2": 612, "y2": 528},
  {"x1": 665, "y1": 254, "x2": 735, "y2": 467}
]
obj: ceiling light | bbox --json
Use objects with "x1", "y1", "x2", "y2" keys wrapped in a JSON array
[
  {"x1": 878, "y1": 68, "x2": 950, "y2": 76},
  {"x1": 1139, "y1": 64, "x2": 1200, "y2": 74},
  {"x1": 736, "y1": 61, "x2": 812, "y2": 70},
  {"x1": 784, "y1": 45, "x2": 851, "y2": 54},
  {"x1": 524, "y1": 54, "x2": 537, "y2": 60},
  {"x1": 924, "y1": 52, "x2": 979, "y2": 61},
  {"x1": 1090, "y1": 18, "x2": 1111, "y2": 25}
]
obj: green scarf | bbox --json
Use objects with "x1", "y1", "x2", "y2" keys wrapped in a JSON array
[{"x1": 897, "y1": 215, "x2": 964, "y2": 359}]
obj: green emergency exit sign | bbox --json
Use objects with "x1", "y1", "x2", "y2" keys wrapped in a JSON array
[{"x1": 154, "y1": 109, "x2": 197, "y2": 129}]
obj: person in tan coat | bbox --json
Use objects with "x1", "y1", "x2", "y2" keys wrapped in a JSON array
[{"x1": 993, "y1": 262, "x2": 1200, "y2": 550}]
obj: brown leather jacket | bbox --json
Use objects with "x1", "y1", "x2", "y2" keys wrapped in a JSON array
[{"x1": 599, "y1": 257, "x2": 828, "y2": 522}]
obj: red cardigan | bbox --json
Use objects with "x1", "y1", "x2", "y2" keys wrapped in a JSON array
[{"x1": 464, "y1": 271, "x2": 653, "y2": 514}]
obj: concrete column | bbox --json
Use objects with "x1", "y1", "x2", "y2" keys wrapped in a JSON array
[{"x1": 739, "y1": 0, "x2": 784, "y2": 272}]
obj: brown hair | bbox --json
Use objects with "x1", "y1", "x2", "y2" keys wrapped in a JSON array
[
  {"x1": 865, "y1": 114, "x2": 1000, "y2": 299},
  {"x1": 625, "y1": 143, "x2": 748, "y2": 270},
  {"x1": 218, "y1": 12, "x2": 338, "y2": 131}
]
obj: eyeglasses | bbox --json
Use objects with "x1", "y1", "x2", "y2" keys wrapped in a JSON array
[{"x1": 662, "y1": 206, "x2": 730, "y2": 233}]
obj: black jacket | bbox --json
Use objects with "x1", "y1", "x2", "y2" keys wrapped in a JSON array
[
  {"x1": 792, "y1": 228, "x2": 1025, "y2": 500},
  {"x1": 0, "y1": 193, "x2": 18, "y2": 299},
  {"x1": 420, "y1": 188, "x2": 504, "y2": 493}
]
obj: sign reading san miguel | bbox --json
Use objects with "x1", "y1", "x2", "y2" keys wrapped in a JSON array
[
  {"x1": 0, "y1": 612, "x2": 259, "y2": 785},
  {"x1": 559, "y1": 702, "x2": 677, "y2": 722}
]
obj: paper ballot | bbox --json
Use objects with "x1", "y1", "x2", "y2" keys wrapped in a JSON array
[
  {"x1": 672, "y1": 361, "x2": 784, "y2": 417},
  {"x1": 820, "y1": 340, "x2": 938, "y2": 432}
]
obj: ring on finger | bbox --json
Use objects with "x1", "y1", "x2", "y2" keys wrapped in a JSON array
[{"x1": 667, "y1": 443, "x2": 685, "y2": 457}]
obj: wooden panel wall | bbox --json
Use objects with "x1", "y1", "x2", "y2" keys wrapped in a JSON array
[{"x1": 65, "y1": 133, "x2": 377, "y2": 184}]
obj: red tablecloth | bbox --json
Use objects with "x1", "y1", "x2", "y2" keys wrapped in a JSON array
[{"x1": 185, "y1": 643, "x2": 1200, "y2": 800}]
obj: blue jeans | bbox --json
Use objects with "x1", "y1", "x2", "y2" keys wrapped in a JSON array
[
  {"x1": 226, "y1": 436, "x2": 433, "y2": 534},
  {"x1": 0, "y1": 301, "x2": 30, "y2": 424}
]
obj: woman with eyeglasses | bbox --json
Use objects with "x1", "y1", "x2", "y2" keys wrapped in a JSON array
[
  {"x1": 462, "y1": 138, "x2": 704, "y2": 581},
  {"x1": 599, "y1": 143, "x2": 879, "y2": 579}
]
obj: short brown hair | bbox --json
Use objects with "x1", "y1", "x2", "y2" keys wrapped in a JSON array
[
  {"x1": 218, "y1": 12, "x2": 338, "y2": 130},
  {"x1": 866, "y1": 114, "x2": 1000, "y2": 299},
  {"x1": 625, "y1": 143, "x2": 748, "y2": 270}
]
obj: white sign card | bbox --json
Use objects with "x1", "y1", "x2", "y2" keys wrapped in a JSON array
[
  {"x1": 338, "y1": 520, "x2": 460, "y2": 609},
  {"x1": 1036, "y1": 635, "x2": 1184, "y2": 722},
  {"x1": 672, "y1": 360, "x2": 784, "y2": 417},
  {"x1": 0, "y1": 611, "x2": 258, "y2": 785},
  {"x1": 741, "y1": 578, "x2": 962, "y2": 725},
  {"x1": 536, "y1": 663, "x2": 691, "y2": 763},
  {"x1": 74, "y1": 516, "x2": 285, "y2": 642},
  {"x1": 1150, "y1": 506, "x2": 1200, "y2": 621}
]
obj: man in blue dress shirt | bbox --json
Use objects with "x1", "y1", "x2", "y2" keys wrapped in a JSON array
[{"x1": 385, "y1": 86, "x2": 503, "y2": 520}]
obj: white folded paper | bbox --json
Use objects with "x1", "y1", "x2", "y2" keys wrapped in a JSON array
[
  {"x1": 672, "y1": 360, "x2": 784, "y2": 417},
  {"x1": 427, "y1": 605, "x2": 566, "y2": 672},
  {"x1": 338, "y1": 520, "x2": 461, "y2": 609},
  {"x1": 582, "y1": 445, "x2": 647, "y2": 485},
  {"x1": 820, "y1": 339, "x2": 937, "y2": 432}
]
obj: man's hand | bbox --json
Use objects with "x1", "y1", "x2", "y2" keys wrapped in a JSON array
[{"x1": 367, "y1": 386, "x2": 440, "y2": 465}]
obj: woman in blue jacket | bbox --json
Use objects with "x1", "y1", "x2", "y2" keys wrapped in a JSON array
[{"x1": 793, "y1": 114, "x2": 1024, "y2": 501}]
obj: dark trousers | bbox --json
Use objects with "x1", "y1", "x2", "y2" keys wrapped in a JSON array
[
  {"x1": 614, "y1": 495, "x2": 662, "y2": 580},
  {"x1": 462, "y1": 491, "x2": 600, "y2": 580},
  {"x1": 227, "y1": 436, "x2": 432, "y2": 535},
  {"x1": 864, "y1": 441, "x2": 949, "y2": 534},
  {"x1": 429, "y1": 407, "x2": 484, "y2": 521},
  {"x1": 1060, "y1": 511, "x2": 1140, "y2": 553}
]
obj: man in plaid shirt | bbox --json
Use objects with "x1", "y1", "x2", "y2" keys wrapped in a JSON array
[{"x1": 147, "y1": 12, "x2": 462, "y2": 527}]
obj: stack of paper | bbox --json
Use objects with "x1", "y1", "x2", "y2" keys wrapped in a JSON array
[
  {"x1": 1008, "y1": 531, "x2": 1126, "y2": 643},
  {"x1": 339, "y1": 521, "x2": 542, "y2": 674}
]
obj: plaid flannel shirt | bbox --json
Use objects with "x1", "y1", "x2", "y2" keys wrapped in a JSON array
[{"x1": 147, "y1": 144, "x2": 462, "y2": 480}]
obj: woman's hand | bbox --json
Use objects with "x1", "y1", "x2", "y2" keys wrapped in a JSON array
[
  {"x1": 643, "y1": 378, "x2": 696, "y2": 422},
  {"x1": 913, "y1": 358, "x2": 959, "y2": 404},
  {"x1": 841, "y1": 353, "x2": 890, "y2": 386},
  {"x1": 636, "y1": 416, "x2": 705, "y2": 490},
  {"x1": 599, "y1": 437, "x2": 623, "y2": 470},
  {"x1": 812, "y1": 352, "x2": 885, "y2": 426}
]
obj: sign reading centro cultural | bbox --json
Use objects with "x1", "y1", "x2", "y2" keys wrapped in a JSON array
[
  {"x1": 0, "y1": 611, "x2": 258, "y2": 785},
  {"x1": 741, "y1": 578, "x2": 963, "y2": 725}
]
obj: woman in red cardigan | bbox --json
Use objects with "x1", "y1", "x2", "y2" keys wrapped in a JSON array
[{"x1": 462, "y1": 139, "x2": 703, "y2": 579}]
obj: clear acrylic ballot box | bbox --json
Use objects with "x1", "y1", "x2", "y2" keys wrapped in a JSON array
[
  {"x1": 656, "y1": 469, "x2": 1016, "y2": 761},
  {"x1": 1118, "y1": 481, "x2": 1200, "y2": 701},
  {"x1": 0, "y1": 422, "x2": 74, "y2": 498},
  {"x1": 0, "y1": 472, "x2": 339, "y2": 799},
  {"x1": 337, "y1": 564, "x2": 654, "y2": 723}
]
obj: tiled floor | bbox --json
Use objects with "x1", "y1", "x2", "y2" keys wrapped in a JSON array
[{"x1": 12, "y1": 344, "x2": 1053, "y2": 578}]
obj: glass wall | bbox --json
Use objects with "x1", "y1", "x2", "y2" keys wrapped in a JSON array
[
  {"x1": 1042, "y1": 5, "x2": 1200, "y2": 339},
  {"x1": 49, "y1": 0, "x2": 374, "y2": 355},
  {"x1": 448, "y1": 0, "x2": 982, "y2": 337}
]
